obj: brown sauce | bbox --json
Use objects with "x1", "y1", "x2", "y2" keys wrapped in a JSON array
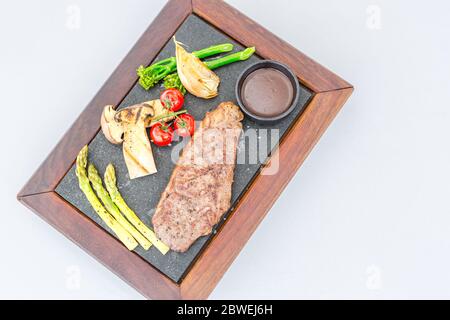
[{"x1": 241, "y1": 68, "x2": 294, "y2": 118}]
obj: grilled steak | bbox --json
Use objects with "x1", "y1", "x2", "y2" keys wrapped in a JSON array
[{"x1": 152, "y1": 102, "x2": 244, "y2": 252}]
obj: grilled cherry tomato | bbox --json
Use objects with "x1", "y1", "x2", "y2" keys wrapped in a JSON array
[
  {"x1": 174, "y1": 114, "x2": 195, "y2": 137},
  {"x1": 150, "y1": 122, "x2": 174, "y2": 147},
  {"x1": 160, "y1": 88, "x2": 184, "y2": 112}
]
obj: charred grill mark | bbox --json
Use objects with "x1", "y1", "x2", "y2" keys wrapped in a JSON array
[
  {"x1": 124, "y1": 148, "x2": 150, "y2": 173},
  {"x1": 134, "y1": 107, "x2": 142, "y2": 125}
]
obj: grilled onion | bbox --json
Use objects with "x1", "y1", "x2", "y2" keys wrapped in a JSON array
[{"x1": 174, "y1": 38, "x2": 220, "y2": 99}]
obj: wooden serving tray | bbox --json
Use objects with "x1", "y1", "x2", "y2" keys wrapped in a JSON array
[
  {"x1": 18, "y1": 0, "x2": 353, "y2": 299},
  {"x1": 56, "y1": 14, "x2": 313, "y2": 284}
]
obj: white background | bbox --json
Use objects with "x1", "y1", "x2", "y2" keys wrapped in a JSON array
[{"x1": 1, "y1": 0, "x2": 449, "y2": 299}]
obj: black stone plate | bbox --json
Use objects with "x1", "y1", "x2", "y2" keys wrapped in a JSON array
[{"x1": 56, "y1": 15, "x2": 312, "y2": 283}]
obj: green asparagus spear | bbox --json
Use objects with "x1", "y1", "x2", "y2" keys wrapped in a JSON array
[
  {"x1": 137, "y1": 43, "x2": 234, "y2": 90},
  {"x1": 75, "y1": 146, "x2": 138, "y2": 251},
  {"x1": 104, "y1": 164, "x2": 170, "y2": 255},
  {"x1": 87, "y1": 164, "x2": 152, "y2": 250}
]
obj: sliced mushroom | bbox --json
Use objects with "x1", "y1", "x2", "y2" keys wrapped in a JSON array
[
  {"x1": 114, "y1": 103, "x2": 157, "y2": 179},
  {"x1": 100, "y1": 101, "x2": 169, "y2": 179},
  {"x1": 147, "y1": 99, "x2": 175, "y2": 126},
  {"x1": 102, "y1": 100, "x2": 170, "y2": 130},
  {"x1": 101, "y1": 105, "x2": 124, "y2": 144}
]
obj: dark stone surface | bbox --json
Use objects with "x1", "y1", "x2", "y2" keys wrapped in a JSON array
[{"x1": 56, "y1": 15, "x2": 312, "y2": 282}]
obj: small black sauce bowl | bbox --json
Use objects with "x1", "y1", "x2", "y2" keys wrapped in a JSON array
[{"x1": 235, "y1": 60, "x2": 300, "y2": 123}]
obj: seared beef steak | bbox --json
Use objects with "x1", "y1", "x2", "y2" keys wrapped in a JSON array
[{"x1": 152, "y1": 102, "x2": 243, "y2": 252}]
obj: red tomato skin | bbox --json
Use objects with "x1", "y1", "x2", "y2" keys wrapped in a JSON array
[
  {"x1": 150, "y1": 123, "x2": 174, "y2": 147},
  {"x1": 160, "y1": 88, "x2": 184, "y2": 112},
  {"x1": 174, "y1": 114, "x2": 195, "y2": 137}
]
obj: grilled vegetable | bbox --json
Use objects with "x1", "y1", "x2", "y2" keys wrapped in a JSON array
[
  {"x1": 139, "y1": 45, "x2": 256, "y2": 93},
  {"x1": 87, "y1": 164, "x2": 152, "y2": 250},
  {"x1": 151, "y1": 109, "x2": 187, "y2": 123},
  {"x1": 175, "y1": 38, "x2": 220, "y2": 99},
  {"x1": 150, "y1": 122, "x2": 174, "y2": 147},
  {"x1": 205, "y1": 47, "x2": 256, "y2": 70},
  {"x1": 160, "y1": 88, "x2": 184, "y2": 112},
  {"x1": 101, "y1": 102, "x2": 168, "y2": 179},
  {"x1": 114, "y1": 103, "x2": 157, "y2": 179},
  {"x1": 101, "y1": 105, "x2": 124, "y2": 144},
  {"x1": 162, "y1": 47, "x2": 256, "y2": 97},
  {"x1": 163, "y1": 73, "x2": 186, "y2": 95},
  {"x1": 137, "y1": 43, "x2": 233, "y2": 90},
  {"x1": 174, "y1": 114, "x2": 195, "y2": 137},
  {"x1": 104, "y1": 164, "x2": 170, "y2": 255},
  {"x1": 75, "y1": 146, "x2": 138, "y2": 251},
  {"x1": 147, "y1": 99, "x2": 174, "y2": 126}
]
